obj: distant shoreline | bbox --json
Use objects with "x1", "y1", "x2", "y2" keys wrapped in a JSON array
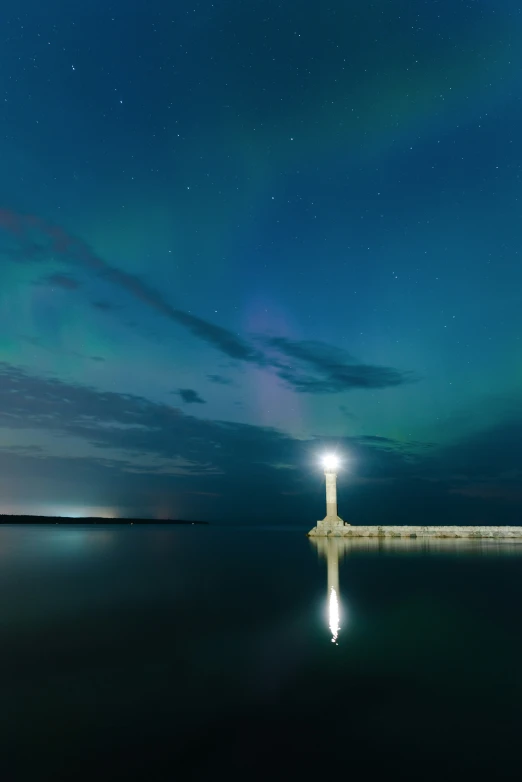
[{"x1": 0, "y1": 515, "x2": 209, "y2": 525}]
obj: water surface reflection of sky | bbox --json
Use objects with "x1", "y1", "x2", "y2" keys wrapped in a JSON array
[{"x1": 2, "y1": 525, "x2": 522, "y2": 778}]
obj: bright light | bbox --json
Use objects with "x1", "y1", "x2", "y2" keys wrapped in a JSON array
[
  {"x1": 329, "y1": 587, "x2": 340, "y2": 644},
  {"x1": 322, "y1": 453, "x2": 339, "y2": 470}
]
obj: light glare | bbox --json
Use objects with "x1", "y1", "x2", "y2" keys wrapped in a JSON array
[{"x1": 322, "y1": 453, "x2": 339, "y2": 470}]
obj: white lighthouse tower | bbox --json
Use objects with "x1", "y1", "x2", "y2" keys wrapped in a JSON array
[{"x1": 317, "y1": 453, "x2": 347, "y2": 532}]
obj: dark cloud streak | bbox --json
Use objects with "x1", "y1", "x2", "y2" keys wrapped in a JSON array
[
  {"x1": 39, "y1": 273, "x2": 81, "y2": 290},
  {"x1": 207, "y1": 374, "x2": 233, "y2": 385},
  {"x1": 0, "y1": 209, "x2": 264, "y2": 364},
  {"x1": 1, "y1": 209, "x2": 413, "y2": 394},
  {"x1": 178, "y1": 388, "x2": 206, "y2": 404},
  {"x1": 263, "y1": 336, "x2": 416, "y2": 392}
]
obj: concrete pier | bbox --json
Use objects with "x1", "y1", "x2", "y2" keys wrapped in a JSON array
[
  {"x1": 307, "y1": 524, "x2": 522, "y2": 538},
  {"x1": 311, "y1": 454, "x2": 522, "y2": 539}
]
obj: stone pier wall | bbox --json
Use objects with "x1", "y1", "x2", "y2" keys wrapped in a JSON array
[{"x1": 307, "y1": 524, "x2": 522, "y2": 538}]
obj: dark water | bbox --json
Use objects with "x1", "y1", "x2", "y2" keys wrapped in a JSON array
[{"x1": 2, "y1": 524, "x2": 522, "y2": 780}]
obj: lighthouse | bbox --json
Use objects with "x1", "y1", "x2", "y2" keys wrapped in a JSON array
[{"x1": 317, "y1": 453, "x2": 347, "y2": 532}]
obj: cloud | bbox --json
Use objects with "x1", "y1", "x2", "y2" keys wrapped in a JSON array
[
  {"x1": 440, "y1": 419, "x2": 522, "y2": 479},
  {"x1": 92, "y1": 301, "x2": 117, "y2": 311},
  {"x1": 39, "y1": 273, "x2": 81, "y2": 290},
  {"x1": 262, "y1": 336, "x2": 416, "y2": 393},
  {"x1": 449, "y1": 483, "x2": 522, "y2": 503},
  {"x1": 266, "y1": 338, "x2": 356, "y2": 366},
  {"x1": 0, "y1": 208, "x2": 264, "y2": 364},
  {"x1": 0, "y1": 361, "x2": 521, "y2": 523},
  {"x1": 5, "y1": 445, "x2": 45, "y2": 455},
  {"x1": 0, "y1": 362, "x2": 423, "y2": 501},
  {"x1": 178, "y1": 388, "x2": 206, "y2": 404},
  {"x1": 172, "y1": 311, "x2": 264, "y2": 363},
  {"x1": 1, "y1": 209, "x2": 413, "y2": 396},
  {"x1": 207, "y1": 374, "x2": 233, "y2": 385},
  {"x1": 0, "y1": 361, "x2": 296, "y2": 474},
  {"x1": 0, "y1": 365, "x2": 410, "y2": 521},
  {"x1": 17, "y1": 335, "x2": 107, "y2": 366}
]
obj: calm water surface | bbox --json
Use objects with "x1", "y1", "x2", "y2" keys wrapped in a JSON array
[{"x1": 2, "y1": 524, "x2": 522, "y2": 780}]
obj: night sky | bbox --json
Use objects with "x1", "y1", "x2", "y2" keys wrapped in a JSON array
[{"x1": 1, "y1": 0, "x2": 521, "y2": 523}]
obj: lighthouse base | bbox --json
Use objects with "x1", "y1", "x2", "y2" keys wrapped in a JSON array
[{"x1": 315, "y1": 516, "x2": 349, "y2": 533}]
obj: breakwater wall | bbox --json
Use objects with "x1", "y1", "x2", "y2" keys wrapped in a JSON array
[{"x1": 307, "y1": 525, "x2": 522, "y2": 538}]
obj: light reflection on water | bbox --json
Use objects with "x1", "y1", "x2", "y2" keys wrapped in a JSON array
[
  {"x1": 311, "y1": 538, "x2": 344, "y2": 644},
  {"x1": 319, "y1": 536, "x2": 522, "y2": 555},
  {"x1": 310, "y1": 535, "x2": 522, "y2": 644},
  {"x1": 328, "y1": 587, "x2": 340, "y2": 644},
  {"x1": 1, "y1": 524, "x2": 522, "y2": 778}
]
